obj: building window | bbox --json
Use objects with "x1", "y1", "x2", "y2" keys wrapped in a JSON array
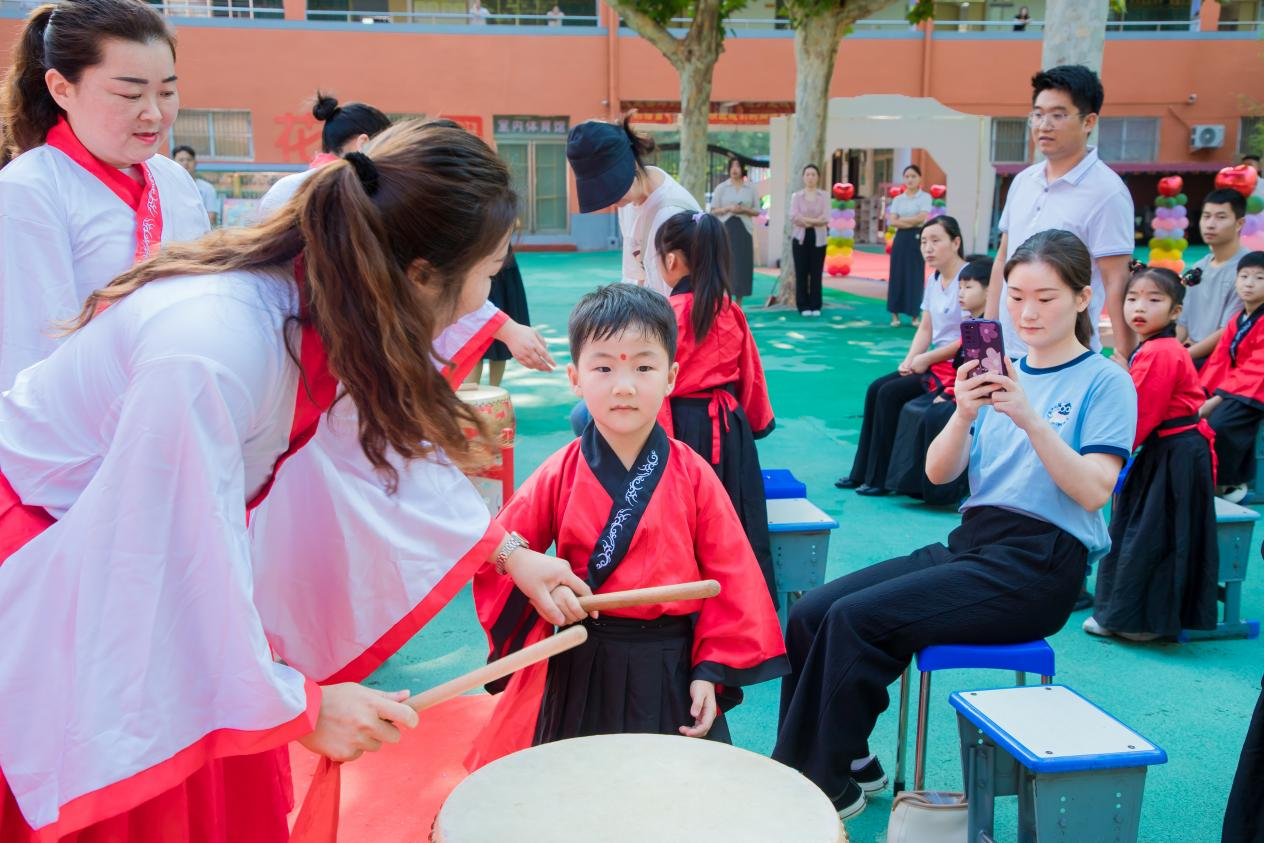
[
  {"x1": 1240, "y1": 116, "x2": 1264, "y2": 157},
  {"x1": 171, "y1": 110, "x2": 253, "y2": 160},
  {"x1": 990, "y1": 118, "x2": 1029, "y2": 164},
  {"x1": 1097, "y1": 117, "x2": 1159, "y2": 163}
]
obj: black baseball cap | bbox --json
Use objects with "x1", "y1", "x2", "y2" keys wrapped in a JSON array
[{"x1": 567, "y1": 121, "x2": 637, "y2": 213}]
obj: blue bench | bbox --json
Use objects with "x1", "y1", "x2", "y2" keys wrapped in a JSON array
[
  {"x1": 1178, "y1": 497, "x2": 1260, "y2": 641},
  {"x1": 951, "y1": 685, "x2": 1166, "y2": 842},
  {"x1": 762, "y1": 468, "x2": 839, "y2": 628},
  {"x1": 893, "y1": 640, "x2": 1055, "y2": 795}
]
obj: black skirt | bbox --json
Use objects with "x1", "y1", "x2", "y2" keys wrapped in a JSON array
[
  {"x1": 1223, "y1": 673, "x2": 1264, "y2": 843},
  {"x1": 723, "y1": 216, "x2": 754, "y2": 297},
  {"x1": 887, "y1": 227, "x2": 924, "y2": 317},
  {"x1": 534, "y1": 615, "x2": 731, "y2": 744},
  {"x1": 1094, "y1": 428, "x2": 1219, "y2": 637},
  {"x1": 670, "y1": 391, "x2": 776, "y2": 606},
  {"x1": 885, "y1": 391, "x2": 969, "y2": 506},
  {"x1": 484, "y1": 248, "x2": 531, "y2": 362}
]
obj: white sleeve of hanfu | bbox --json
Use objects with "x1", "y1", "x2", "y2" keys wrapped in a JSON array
[
  {"x1": 0, "y1": 181, "x2": 78, "y2": 390},
  {"x1": 249, "y1": 398, "x2": 505, "y2": 685},
  {"x1": 434, "y1": 299, "x2": 506, "y2": 363},
  {"x1": 0, "y1": 355, "x2": 316, "y2": 832}
]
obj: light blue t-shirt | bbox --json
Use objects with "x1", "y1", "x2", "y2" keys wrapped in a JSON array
[{"x1": 965, "y1": 350, "x2": 1137, "y2": 560}]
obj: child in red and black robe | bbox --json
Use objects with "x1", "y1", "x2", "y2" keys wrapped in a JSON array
[
  {"x1": 653, "y1": 211, "x2": 777, "y2": 602},
  {"x1": 468, "y1": 283, "x2": 787, "y2": 768},
  {"x1": 886, "y1": 257, "x2": 992, "y2": 505},
  {"x1": 1088, "y1": 267, "x2": 1219, "y2": 640},
  {"x1": 1200, "y1": 251, "x2": 1264, "y2": 500}
]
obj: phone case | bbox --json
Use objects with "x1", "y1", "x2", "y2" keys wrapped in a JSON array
[{"x1": 960, "y1": 319, "x2": 1006, "y2": 377}]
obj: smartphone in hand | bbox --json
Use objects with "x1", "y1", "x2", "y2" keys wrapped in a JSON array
[{"x1": 960, "y1": 319, "x2": 1006, "y2": 377}]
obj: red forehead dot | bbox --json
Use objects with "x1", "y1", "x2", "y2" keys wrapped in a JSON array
[{"x1": 619, "y1": 353, "x2": 628, "y2": 361}]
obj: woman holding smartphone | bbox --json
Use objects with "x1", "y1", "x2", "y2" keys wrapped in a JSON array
[{"x1": 773, "y1": 230, "x2": 1137, "y2": 821}]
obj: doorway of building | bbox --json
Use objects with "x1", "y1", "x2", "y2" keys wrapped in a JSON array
[{"x1": 498, "y1": 139, "x2": 569, "y2": 234}]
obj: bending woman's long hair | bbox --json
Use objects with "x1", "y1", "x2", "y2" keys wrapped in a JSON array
[{"x1": 73, "y1": 121, "x2": 517, "y2": 488}]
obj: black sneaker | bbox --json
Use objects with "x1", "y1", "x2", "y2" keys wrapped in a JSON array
[
  {"x1": 855, "y1": 485, "x2": 891, "y2": 497},
  {"x1": 834, "y1": 477, "x2": 860, "y2": 489},
  {"x1": 852, "y1": 756, "x2": 888, "y2": 794},
  {"x1": 830, "y1": 779, "x2": 867, "y2": 820}
]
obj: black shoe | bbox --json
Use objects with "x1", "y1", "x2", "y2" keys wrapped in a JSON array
[
  {"x1": 835, "y1": 477, "x2": 860, "y2": 489},
  {"x1": 852, "y1": 757, "x2": 888, "y2": 794},
  {"x1": 855, "y1": 485, "x2": 891, "y2": 497},
  {"x1": 830, "y1": 778, "x2": 867, "y2": 820},
  {"x1": 1073, "y1": 589, "x2": 1093, "y2": 611}
]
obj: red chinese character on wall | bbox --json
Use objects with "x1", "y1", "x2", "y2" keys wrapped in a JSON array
[{"x1": 273, "y1": 112, "x2": 323, "y2": 163}]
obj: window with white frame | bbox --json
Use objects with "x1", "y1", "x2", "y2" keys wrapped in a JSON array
[
  {"x1": 1097, "y1": 117, "x2": 1159, "y2": 163},
  {"x1": 1240, "y1": 116, "x2": 1263, "y2": 157},
  {"x1": 990, "y1": 118, "x2": 1029, "y2": 164},
  {"x1": 170, "y1": 110, "x2": 253, "y2": 160}
]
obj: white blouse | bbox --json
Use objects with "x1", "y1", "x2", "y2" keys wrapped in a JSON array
[{"x1": 920, "y1": 264, "x2": 968, "y2": 348}]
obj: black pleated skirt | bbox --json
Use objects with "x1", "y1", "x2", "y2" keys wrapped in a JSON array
[
  {"x1": 723, "y1": 216, "x2": 754, "y2": 297},
  {"x1": 885, "y1": 391, "x2": 969, "y2": 506},
  {"x1": 484, "y1": 249, "x2": 531, "y2": 361},
  {"x1": 887, "y1": 227, "x2": 925, "y2": 317},
  {"x1": 534, "y1": 615, "x2": 731, "y2": 744},
  {"x1": 1094, "y1": 429, "x2": 1219, "y2": 637},
  {"x1": 669, "y1": 393, "x2": 776, "y2": 606}
]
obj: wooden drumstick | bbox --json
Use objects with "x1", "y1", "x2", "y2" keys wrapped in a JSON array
[
  {"x1": 405, "y1": 624, "x2": 588, "y2": 713},
  {"x1": 577, "y1": 579, "x2": 721, "y2": 613}
]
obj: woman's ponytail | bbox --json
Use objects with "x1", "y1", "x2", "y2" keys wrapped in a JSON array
[
  {"x1": 654, "y1": 211, "x2": 733, "y2": 343},
  {"x1": 1, "y1": 4, "x2": 57, "y2": 161},
  {"x1": 1, "y1": 0, "x2": 175, "y2": 162}
]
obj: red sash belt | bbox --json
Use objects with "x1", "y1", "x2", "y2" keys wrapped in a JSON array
[
  {"x1": 0, "y1": 470, "x2": 54, "y2": 564},
  {"x1": 681, "y1": 387, "x2": 738, "y2": 465}
]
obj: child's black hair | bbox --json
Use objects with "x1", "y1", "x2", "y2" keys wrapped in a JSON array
[
  {"x1": 960, "y1": 255, "x2": 993, "y2": 285},
  {"x1": 312, "y1": 92, "x2": 391, "y2": 154},
  {"x1": 1031, "y1": 64, "x2": 1104, "y2": 116},
  {"x1": 1239, "y1": 251, "x2": 1264, "y2": 274},
  {"x1": 654, "y1": 211, "x2": 733, "y2": 343},
  {"x1": 1127, "y1": 266, "x2": 1185, "y2": 307},
  {"x1": 568, "y1": 284, "x2": 678, "y2": 364},
  {"x1": 1202, "y1": 188, "x2": 1247, "y2": 221}
]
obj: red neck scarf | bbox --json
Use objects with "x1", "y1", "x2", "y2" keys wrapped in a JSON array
[{"x1": 45, "y1": 117, "x2": 164, "y2": 263}]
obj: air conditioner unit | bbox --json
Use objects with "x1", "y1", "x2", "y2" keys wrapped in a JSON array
[{"x1": 1190, "y1": 124, "x2": 1226, "y2": 150}]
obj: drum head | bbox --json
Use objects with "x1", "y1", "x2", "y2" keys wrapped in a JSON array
[
  {"x1": 434, "y1": 733, "x2": 844, "y2": 843},
  {"x1": 455, "y1": 384, "x2": 510, "y2": 405}
]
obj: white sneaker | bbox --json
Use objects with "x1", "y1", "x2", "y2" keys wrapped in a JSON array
[
  {"x1": 1118, "y1": 631, "x2": 1162, "y2": 642},
  {"x1": 812, "y1": 310, "x2": 822, "y2": 316},
  {"x1": 1082, "y1": 616, "x2": 1113, "y2": 637},
  {"x1": 800, "y1": 310, "x2": 811, "y2": 317},
  {"x1": 1219, "y1": 484, "x2": 1249, "y2": 504}
]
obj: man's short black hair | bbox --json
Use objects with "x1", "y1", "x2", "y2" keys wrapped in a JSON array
[
  {"x1": 1238, "y1": 251, "x2": 1264, "y2": 274},
  {"x1": 568, "y1": 284, "x2": 677, "y2": 363},
  {"x1": 1203, "y1": 188, "x2": 1247, "y2": 220},
  {"x1": 172, "y1": 145, "x2": 196, "y2": 159},
  {"x1": 1030, "y1": 64, "x2": 1104, "y2": 116},
  {"x1": 1243, "y1": 153, "x2": 1261, "y2": 164}
]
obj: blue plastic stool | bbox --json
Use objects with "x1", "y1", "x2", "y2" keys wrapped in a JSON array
[
  {"x1": 893, "y1": 640, "x2": 1056, "y2": 795},
  {"x1": 762, "y1": 468, "x2": 807, "y2": 500}
]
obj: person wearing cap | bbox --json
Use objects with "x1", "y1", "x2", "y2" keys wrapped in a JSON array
[{"x1": 567, "y1": 117, "x2": 700, "y2": 297}]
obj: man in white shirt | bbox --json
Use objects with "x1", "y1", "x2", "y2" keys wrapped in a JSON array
[
  {"x1": 173, "y1": 145, "x2": 220, "y2": 227},
  {"x1": 987, "y1": 65, "x2": 1136, "y2": 361}
]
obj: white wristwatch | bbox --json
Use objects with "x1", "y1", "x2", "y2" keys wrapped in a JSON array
[{"x1": 494, "y1": 531, "x2": 530, "y2": 575}]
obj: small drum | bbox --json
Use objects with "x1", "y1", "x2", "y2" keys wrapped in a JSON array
[
  {"x1": 432, "y1": 733, "x2": 847, "y2": 842},
  {"x1": 455, "y1": 384, "x2": 515, "y2": 513}
]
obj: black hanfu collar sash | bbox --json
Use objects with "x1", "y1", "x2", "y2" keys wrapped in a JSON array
[
  {"x1": 581, "y1": 421, "x2": 670, "y2": 590},
  {"x1": 1230, "y1": 307, "x2": 1263, "y2": 367},
  {"x1": 1129, "y1": 324, "x2": 1177, "y2": 366}
]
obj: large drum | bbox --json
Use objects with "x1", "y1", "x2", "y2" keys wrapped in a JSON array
[
  {"x1": 433, "y1": 733, "x2": 847, "y2": 842},
  {"x1": 455, "y1": 384, "x2": 515, "y2": 513}
]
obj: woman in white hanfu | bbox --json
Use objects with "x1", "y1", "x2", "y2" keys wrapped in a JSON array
[{"x1": 0, "y1": 121, "x2": 590, "y2": 841}]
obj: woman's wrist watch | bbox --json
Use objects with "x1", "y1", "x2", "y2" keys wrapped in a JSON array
[{"x1": 495, "y1": 531, "x2": 530, "y2": 575}]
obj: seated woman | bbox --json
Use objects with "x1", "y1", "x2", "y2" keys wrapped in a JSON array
[
  {"x1": 835, "y1": 215, "x2": 970, "y2": 495},
  {"x1": 885, "y1": 256, "x2": 992, "y2": 504},
  {"x1": 775, "y1": 230, "x2": 1136, "y2": 821}
]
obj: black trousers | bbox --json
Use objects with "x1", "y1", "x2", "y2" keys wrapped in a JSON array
[
  {"x1": 792, "y1": 229, "x2": 825, "y2": 312},
  {"x1": 772, "y1": 507, "x2": 1086, "y2": 804},
  {"x1": 1223, "y1": 674, "x2": 1264, "y2": 843},
  {"x1": 845, "y1": 371, "x2": 927, "y2": 488},
  {"x1": 1209, "y1": 396, "x2": 1263, "y2": 486}
]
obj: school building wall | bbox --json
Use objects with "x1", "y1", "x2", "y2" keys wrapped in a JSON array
[{"x1": 3, "y1": 4, "x2": 1261, "y2": 248}]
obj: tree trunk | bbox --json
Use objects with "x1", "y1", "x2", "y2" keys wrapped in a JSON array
[
  {"x1": 1041, "y1": 0, "x2": 1108, "y2": 71},
  {"x1": 674, "y1": 31, "x2": 721, "y2": 203},
  {"x1": 775, "y1": 9, "x2": 848, "y2": 304}
]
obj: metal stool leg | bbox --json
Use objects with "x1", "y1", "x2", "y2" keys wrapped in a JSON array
[
  {"x1": 1015, "y1": 671, "x2": 1026, "y2": 686},
  {"x1": 893, "y1": 666, "x2": 911, "y2": 794},
  {"x1": 1040, "y1": 675, "x2": 1052, "y2": 685},
  {"x1": 913, "y1": 670, "x2": 932, "y2": 791}
]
